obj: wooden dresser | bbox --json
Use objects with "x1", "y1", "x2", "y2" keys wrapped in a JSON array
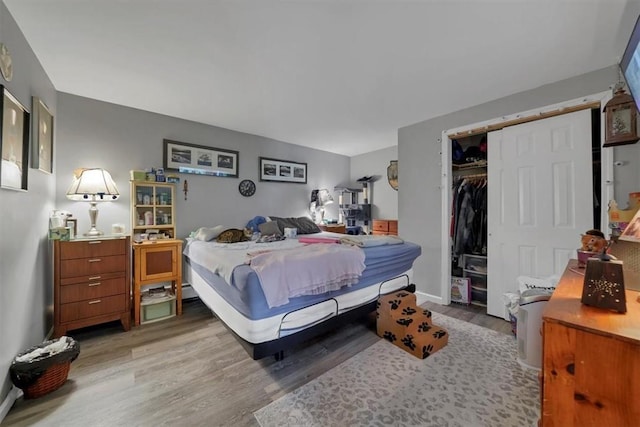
[
  {"x1": 53, "y1": 236, "x2": 131, "y2": 337},
  {"x1": 541, "y1": 260, "x2": 640, "y2": 426},
  {"x1": 317, "y1": 223, "x2": 346, "y2": 234},
  {"x1": 372, "y1": 219, "x2": 398, "y2": 236}
]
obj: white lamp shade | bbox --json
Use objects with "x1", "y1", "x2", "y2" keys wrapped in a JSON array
[{"x1": 66, "y1": 168, "x2": 120, "y2": 201}]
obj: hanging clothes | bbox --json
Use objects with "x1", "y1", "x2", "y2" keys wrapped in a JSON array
[{"x1": 451, "y1": 175, "x2": 487, "y2": 256}]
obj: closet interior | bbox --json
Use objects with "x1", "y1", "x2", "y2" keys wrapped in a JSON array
[{"x1": 450, "y1": 133, "x2": 488, "y2": 309}]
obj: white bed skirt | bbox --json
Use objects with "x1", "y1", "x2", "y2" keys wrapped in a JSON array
[{"x1": 186, "y1": 264, "x2": 414, "y2": 344}]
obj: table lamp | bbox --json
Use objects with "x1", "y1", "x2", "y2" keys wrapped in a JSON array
[{"x1": 66, "y1": 168, "x2": 119, "y2": 236}]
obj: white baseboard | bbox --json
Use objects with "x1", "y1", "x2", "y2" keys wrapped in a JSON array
[
  {"x1": 415, "y1": 291, "x2": 444, "y2": 306},
  {"x1": 0, "y1": 386, "x2": 21, "y2": 423}
]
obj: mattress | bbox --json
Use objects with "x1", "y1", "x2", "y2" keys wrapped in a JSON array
[
  {"x1": 184, "y1": 233, "x2": 421, "y2": 344},
  {"x1": 186, "y1": 260, "x2": 415, "y2": 344}
]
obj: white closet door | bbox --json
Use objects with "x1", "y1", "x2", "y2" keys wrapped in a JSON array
[{"x1": 487, "y1": 109, "x2": 593, "y2": 319}]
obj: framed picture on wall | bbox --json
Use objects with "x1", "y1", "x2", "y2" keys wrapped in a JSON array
[
  {"x1": 0, "y1": 85, "x2": 30, "y2": 191},
  {"x1": 163, "y1": 139, "x2": 238, "y2": 178},
  {"x1": 31, "y1": 96, "x2": 54, "y2": 174},
  {"x1": 259, "y1": 157, "x2": 307, "y2": 183}
]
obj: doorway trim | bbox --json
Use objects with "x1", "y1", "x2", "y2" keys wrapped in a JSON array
[{"x1": 438, "y1": 90, "x2": 613, "y2": 307}]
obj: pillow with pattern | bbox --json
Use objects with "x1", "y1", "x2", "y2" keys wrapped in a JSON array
[{"x1": 269, "y1": 216, "x2": 321, "y2": 234}]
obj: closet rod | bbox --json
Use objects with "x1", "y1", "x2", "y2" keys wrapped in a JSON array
[{"x1": 447, "y1": 101, "x2": 600, "y2": 139}]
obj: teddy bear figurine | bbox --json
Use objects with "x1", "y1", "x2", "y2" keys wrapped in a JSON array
[{"x1": 580, "y1": 229, "x2": 608, "y2": 253}]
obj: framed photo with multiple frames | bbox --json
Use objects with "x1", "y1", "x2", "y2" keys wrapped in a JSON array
[
  {"x1": 1, "y1": 85, "x2": 30, "y2": 191},
  {"x1": 259, "y1": 157, "x2": 307, "y2": 184},
  {"x1": 163, "y1": 139, "x2": 239, "y2": 178}
]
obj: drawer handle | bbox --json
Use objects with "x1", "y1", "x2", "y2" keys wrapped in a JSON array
[
  {"x1": 88, "y1": 282, "x2": 101, "y2": 287},
  {"x1": 88, "y1": 300, "x2": 102, "y2": 305},
  {"x1": 88, "y1": 259, "x2": 102, "y2": 263},
  {"x1": 88, "y1": 276, "x2": 101, "y2": 280},
  {"x1": 88, "y1": 241, "x2": 102, "y2": 245}
]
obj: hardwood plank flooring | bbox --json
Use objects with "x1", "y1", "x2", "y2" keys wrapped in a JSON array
[{"x1": 3, "y1": 298, "x2": 511, "y2": 427}]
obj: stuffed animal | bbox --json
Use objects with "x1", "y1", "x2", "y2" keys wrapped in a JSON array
[{"x1": 580, "y1": 229, "x2": 607, "y2": 253}]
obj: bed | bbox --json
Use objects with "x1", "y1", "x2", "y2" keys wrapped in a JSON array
[{"x1": 183, "y1": 226, "x2": 421, "y2": 360}]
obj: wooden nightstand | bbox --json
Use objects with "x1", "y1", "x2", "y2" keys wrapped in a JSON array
[
  {"x1": 53, "y1": 236, "x2": 131, "y2": 337},
  {"x1": 132, "y1": 239, "x2": 182, "y2": 325},
  {"x1": 318, "y1": 223, "x2": 347, "y2": 234}
]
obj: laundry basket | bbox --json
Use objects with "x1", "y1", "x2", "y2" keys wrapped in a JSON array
[{"x1": 10, "y1": 336, "x2": 80, "y2": 399}]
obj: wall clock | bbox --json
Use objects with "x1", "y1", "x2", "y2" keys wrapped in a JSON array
[
  {"x1": 238, "y1": 179, "x2": 256, "y2": 197},
  {"x1": 0, "y1": 43, "x2": 13, "y2": 82}
]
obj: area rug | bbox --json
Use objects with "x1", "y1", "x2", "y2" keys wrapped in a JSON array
[{"x1": 254, "y1": 313, "x2": 539, "y2": 427}]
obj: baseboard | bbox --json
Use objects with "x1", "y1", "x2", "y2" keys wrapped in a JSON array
[
  {"x1": 0, "y1": 386, "x2": 21, "y2": 423},
  {"x1": 415, "y1": 291, "x2": 444, "y2": 306}
]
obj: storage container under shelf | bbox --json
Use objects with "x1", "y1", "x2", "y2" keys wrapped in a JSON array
[
  {"x1": 140, "y1": 293, "x2": 176, "y2": 324},
  {"x1": 462, "y1": 253, "x2": 488, "y2": 308}
]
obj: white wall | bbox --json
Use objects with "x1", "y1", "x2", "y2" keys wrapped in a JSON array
[
  {"x1": 54, "y1": 93, "x2": 349, "y2": 238},
  {"x1": 350, "y1": 145, "x2": 398, "y2": 220},
  {"x1": 0, "y1": 1, "x2": 57, "y2": 412}
]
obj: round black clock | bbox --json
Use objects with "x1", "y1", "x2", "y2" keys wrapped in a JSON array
[{"x1": 238, "y1": 179, "x2": 256, "y2": 197}]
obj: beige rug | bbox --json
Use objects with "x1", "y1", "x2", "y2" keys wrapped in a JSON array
[{"x1": 254, "y1": 313, "x2": 539, "y2": 427}]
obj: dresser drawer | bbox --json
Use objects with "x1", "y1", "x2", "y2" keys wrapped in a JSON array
[
  {"x1": 59, "y1": 239, "x2": 127, "y2": 260},
  {"x1": 60, "y1": 294, "x2": 127, "y2": 323},
  {"x1": 60, "y1": 255, "x2": 127, "y2": 279},
  {"x1": 60, "y1": 277, "x2": 127, "y2": 304},
  {"x1": 372, "y1": 220, "x2": 389, "y2": 232},
  {"x1": 388, "y1": 221, "x2": 398, "y2": 234}
]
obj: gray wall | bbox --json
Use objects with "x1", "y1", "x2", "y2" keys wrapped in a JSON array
[
  {"x1": 350, "y1": 145, "x2": 398, "y2": 221},
  {"x1": 55, "y1": 93, "x2": 349, "y2": 238},
  {"x1": 0, "y1": 1, "x2": 57, "y2": 409},
  {"x1": 399, "y1": 65, "x2": 626, "y2": 300}
]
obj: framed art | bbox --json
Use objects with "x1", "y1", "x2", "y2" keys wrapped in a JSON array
[
  {"x1": 163, "y1": 139, "x2": 238, "y2": 178},
  {"x1": 259, "y1": 157, "x2": 307, "y2": 183},
  {"x1": 66, "y1": 218, "x2": 77, "y2": 239},
  {"x1": 0, "y1": 85, "x2": 30, "y2": 191},
  {"x1": 31, "y1": 96, "x2": 54, "y2": 173}
]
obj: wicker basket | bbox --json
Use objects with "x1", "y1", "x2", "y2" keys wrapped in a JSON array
[{"x1": 22, "y1": 361, "x2": 70, "y2": 399}]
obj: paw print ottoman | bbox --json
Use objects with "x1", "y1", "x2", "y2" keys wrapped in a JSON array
[{"x1": 376, "y1": 291, "x2": 448, "y2": 359}]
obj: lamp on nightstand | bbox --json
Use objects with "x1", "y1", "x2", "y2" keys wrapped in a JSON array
[{"x1": 66, "y1": 168, "x2": 119, "y2": 236}]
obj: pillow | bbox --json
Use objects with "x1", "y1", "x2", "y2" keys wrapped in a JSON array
[
  {"x1": 246, "y1": 215, "x2": 267, "y2": 233},
  {"x1": 194, "y1": 225, "x2": 225, "y2": 241},
  {"x1": 269, "y1": 216, "x2": 321, "y2": 234},
  {"x1": 258, "y1": 221, "x2": 282, "y2": 236}
]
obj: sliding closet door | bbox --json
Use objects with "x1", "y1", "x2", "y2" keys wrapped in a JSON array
[{"x1": 487, "y1": 110, "x2": 593, "y2": 319}]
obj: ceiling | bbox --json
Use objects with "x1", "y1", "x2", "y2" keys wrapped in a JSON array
[{"x1": 3, "y1": 0, "x2": 635, "y2": 157}]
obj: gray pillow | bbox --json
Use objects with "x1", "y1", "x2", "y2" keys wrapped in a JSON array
[
  {"x1": 269, "y1": 216, "x2": 321, "y2": 234},
  {"x1": 259, "y1": 221, "x2": 282, "y2": 236}
]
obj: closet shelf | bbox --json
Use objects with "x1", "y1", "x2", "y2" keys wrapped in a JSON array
[{"x1": 452, "y1": 160, "x2": 487, "y2": 170}]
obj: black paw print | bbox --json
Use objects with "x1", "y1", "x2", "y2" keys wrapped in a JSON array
[
  {"x1": 422, "y1": 309, "x2": 432, "y2": 319},
  {"x1": 418, "y1": 322, "x2": 432, "y2": 332},
  {"x1": 376, "y1": 301, "x2": 381, "y2": 309},
  {"x1": 401, "y1": 335, "x2": 416, "y2": 350},
  {"x1": 383, "y1": 331, "x2": 397, "y2": 342},
  {"x1": 422, "y1": 344, "x2": 434, "y2": 358},
  {"x1": 388, "y1": 299, "x2": 401, "y2": 310},
  {"x1": 396, "y1": 318, "x2": 414, "y2": 327},
  {"x1": 402, "y1": 307, "x2": 417, "y2": 315},
  {"x1": 396, "y1": 291, "x2": 408, "y2": 298},
  {"x1": 433, "y1": 330, "x2": 447, "y2": 339}
]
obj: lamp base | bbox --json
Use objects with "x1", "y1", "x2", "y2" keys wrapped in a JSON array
[{"x1": 84, "y1": 227, "x2": 104, "y2": 237}]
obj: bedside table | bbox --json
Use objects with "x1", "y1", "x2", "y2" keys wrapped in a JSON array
[
  {"x1": 53, "y1": 236, "x2": 131, "y2": 337},
  {"x1": 318, "y1": 223, "x2": 347, "y2": 234},
  {"x1": 132, "y1": 239, "x2": 182, "y2": 325}
]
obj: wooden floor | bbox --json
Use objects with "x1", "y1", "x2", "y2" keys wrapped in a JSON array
[{"x1": 3, "y1": 299, "x2": 510, "y2": 427}]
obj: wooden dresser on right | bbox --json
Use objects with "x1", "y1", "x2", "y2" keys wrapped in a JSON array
[
  {"x1": 541, "y1": 260, "x2": 640, "y2": 426},
  {"x1": 372, "y1": 219, "x2": 398, "y2": 236}
]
